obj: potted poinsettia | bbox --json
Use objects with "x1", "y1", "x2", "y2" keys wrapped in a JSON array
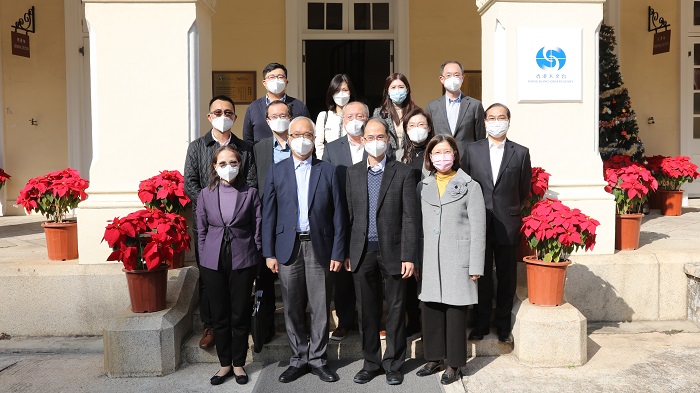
[
  {"x1": 520, "y1": 198, "x2": 600, "y2": 306},
  {"x1": 0, "y1": 168, "x2": 10, "y2": 190},
  {"x1": 643, "y1": 155, "x2": 665, "y2": 210},
  {"x1": 518, "y1": 167, "x2": 551, "y2": 260},
  {"x1": 655, "y1": 156, "x2": 700, "y2": 216},
  {"x1": 15, "y1": 168, "x2": 89, "y2": 260},
  {"x1": 603, "y1": 154, "x2": 635, "y2": 171}
]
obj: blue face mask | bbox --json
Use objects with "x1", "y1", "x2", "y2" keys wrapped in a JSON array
[{"x1": 389, "y1": 89, "x2": 407, "y2": 104}]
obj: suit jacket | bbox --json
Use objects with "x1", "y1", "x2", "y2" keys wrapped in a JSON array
[
  {"x1": 253, "y1": 137, "x2": 274, "y2": 199},
  {"x1": 426, "y1": 94, "x2": 486, "y2": 157},
  {"x1": 345, "y1": 158, "x2": 420, "y2": 275},
  {"x1": 262, "y1": 157, "x2": 348, "y2": 266},
  {"x1": 242, "y1": 95, "x2": 310, "y2": 144},
  {"x1": 321, "y1": 135, "x2": 368, "y2": 195},
  {"x1": 461, "y1": 138, "x2": 531, "y2": 246},
  {"x1": 196, "y1": 184, "x2": 262, "y2": 270}
]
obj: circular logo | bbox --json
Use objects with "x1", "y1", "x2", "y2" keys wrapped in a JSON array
[{"x1": 536, "y1": 47, "x2": 567, "y2": 70}]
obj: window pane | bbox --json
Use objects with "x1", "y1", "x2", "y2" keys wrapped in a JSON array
[
  {"x1": 694, "y1": 117, "x2": 700, "y2": 139},
  {"x1": 696, "y1": 44, "x2": 700, "y2": 65},
  {"x1": 326, "y1": 3, "x2": 342, "y2": 30},
  {"x1": 373, "y1": 3, "x2": 390, "y2": 30},
  {"x1": 308, "y1": 3, "x2": 324, "y2": 30},
  {"x1": 695, "y1": 69, "x2": 700, "y2": 90},
  {"x1": 695, "y1": 2, "x2": 700, "y2": 26},
  {"x1": 695, "y1": 93, "x2": 700, "y2": 114},
  {"x1": 354, "y1": 3, "x2": 371, "y2": 30}
]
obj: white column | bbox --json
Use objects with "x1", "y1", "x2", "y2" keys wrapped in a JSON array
[
  {"x1": 79, "y1": 0, "x2": 214, "y2": 264},
  {"x1": 478, "y1": 0, "x2": 614, "y2": 254}
]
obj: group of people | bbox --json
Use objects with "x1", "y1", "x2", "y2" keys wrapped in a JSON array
[{"x1": 183, "y1": 61, "x2": 532, "y2": 387}]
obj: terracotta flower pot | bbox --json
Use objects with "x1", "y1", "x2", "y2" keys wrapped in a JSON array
[
  {"x1": 124, "y1": 264, "x2": 168, "y2": 313},
  {"x1": 42, "y1": 221, "x2": 79, "y2": 261},
  {"x1": 614, "y1": 213, "x2": 643, "y2": 250},
  {"x1": 658, "y1": 190, "x2": 683, "y2": 216},
  {"x1": 523, "y1": 255, "x2": 571, "y2": 307},
  {"x1": 647, "y1": 190, "x2": 661, "y2": 210},
  {"x1": 168, "y1": 250, "x2": 185, "y2": 269}
]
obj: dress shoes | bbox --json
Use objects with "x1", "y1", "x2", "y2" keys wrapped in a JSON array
[
  {"x1": 468, "y1": 328, "x2": 488, "y2": 341},
  {"x1": 199, "y1": 327, "x2": 215, "y2": 349},
  {"x1": 330, "y1": 327, "x2": 349, "y2": 341},
  {"x1": 385, "y1": 370, "x2": 404, "y2": 385},
  {"x1": 210, "y1": 368, "x2": 233, "y2": 385},
  {"x1": 278, "y1": 365, "x2": 310, "y2": 383},
  {"x1": 416, "y1": 361, "x2": 443, "y2": 377},
  {"x1": 440, "y1": 367, "x2": 462, "y2": 385},
  {"x1": 234, "y1": 368, "x2": 249, "y2": 385},
  {"x1": 311, "y1": 365, "x2": 339, "y2": 382},
  {"x1": 498, "y1": 330, "x2": 513, "y2": 343},
  {"x1": 353, "y1": 368, "x2": 383, "y2": 384}
]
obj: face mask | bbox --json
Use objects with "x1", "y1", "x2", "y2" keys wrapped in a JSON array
[
  {"x1": 216, "y1": 165, "x2": 239, "y2": 182},
  {"x1": 364, "y1": 140, "x2": 388, "y2": 158},
  {"x1": 407, "y1": 127, "x2": 428, "y2": 144},
  {"x1": 266, "y1": 78, "x2": 286, "y2": 94},
  {"x1": 389, "y1": 89, "x2": 407, "y2": 104},
  {"x1": 333, "y1": 92, "x2": 350, "y2": 107},
  {"x1": 291, "y1": 137, "x2": 313, "y2": 156},
  {"x1": 268, "y1": 118, "x2": 290, "y2": 133},
  {"x1": 344, "y1": 119, "x2": 364, "y2": 136},
  {"x1": 431, "y1": 153, "x2": 454, "y2": 172},
  {"x1": 443, "y1": 76, "x2": 463, "y2": 92},
  {"x1": 211, "y1": 116, "x2": 234, "y2": 132},
  {"x1": 486, "y1": 120, "x2": 509, "y2": 138}
]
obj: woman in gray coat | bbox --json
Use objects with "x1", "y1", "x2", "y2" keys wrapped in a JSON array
[{"x1": 415, "y1": 135, "x2": 486, "y2": 385}]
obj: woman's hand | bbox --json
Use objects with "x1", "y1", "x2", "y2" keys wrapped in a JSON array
[{"x1": 470, "y1": 275, "x2": 480, "y2": 281}]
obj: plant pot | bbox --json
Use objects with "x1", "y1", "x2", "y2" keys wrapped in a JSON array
[
  {"x1": 658, "y1": 190, "x2": 683, "y2": 216},
  {"x1": 647, "y1": 190, "x2": 661, "y2": 210},
  {"x1": 168, "y1": 250, "x2": 185, "y2": 269},
  {"x1": 523, "y1": 255, "x2": 571, "y2": 307},
  {"x1": 41, "y1": 221, "x2": 79, "y2": 261},
  {"x1": 517, "y1": 236, "x2": 535, "y2": 261},
  {"x1": 124, "y1": 264, "x2": 168, "y2": 312},
  {"x1": 615, "y1": 213, "x2": 643, "y2": 250}
]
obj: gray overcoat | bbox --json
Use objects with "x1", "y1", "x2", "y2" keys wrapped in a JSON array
[{"x1": 417, "y1": 169, "x2": 486, "y2": 306}]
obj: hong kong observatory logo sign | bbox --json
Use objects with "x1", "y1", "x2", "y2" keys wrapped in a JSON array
[{"x1": 536, "y1": 47, "x2": 566, "y2": 70}]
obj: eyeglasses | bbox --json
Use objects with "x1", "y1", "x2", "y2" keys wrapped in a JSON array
[
  {"x1": 289, "y1": 132, "x2": 314, "y2": 139},
  {"x1": 363, "y1": 135, "x2": 387, "y2": 142},
  {"x1": 265, "y1": 74, "x2": 287, "y2": 81},
  {"x1": 486, "y1": 116, "x2": 508, "y2": 122},
  {"x1": 406, "y1": 122, "x2": 428, "y2": 129},
  {"x1": 217, "y1": 160, "x2": 239, "y2": 168},
  {"x1": 268, "y1": 114, "x2": 291, "y2": 120},
  {"x1": 431, "y1": 150, "x2": 454, "y2": 156},
  {"x1": 443, "y1": 73, "x2": 462, "y2": 78},
  {"x1": 344, "y1": 114, "x2": 368, "y2": 121},
  {"x1": 209, "y1": 110, "x2": 235, "y2": 117}
]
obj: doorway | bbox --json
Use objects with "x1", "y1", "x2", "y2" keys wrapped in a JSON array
[{"x1": 681, "y1": 1, "x2": 700, "y2": 197}]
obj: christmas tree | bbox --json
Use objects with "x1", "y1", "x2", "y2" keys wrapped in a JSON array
[{"x1": 599, "y1": 24, "x2": 644, "y2": 161}]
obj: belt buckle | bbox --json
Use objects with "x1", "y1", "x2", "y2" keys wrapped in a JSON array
[{"x1": 298, "y1": 232, "x2": 311, "y2": 241}]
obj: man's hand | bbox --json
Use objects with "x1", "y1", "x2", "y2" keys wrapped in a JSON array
[
  {"x1": 470, "y1": 275, "x2": 480, "y2": 281},
  {"x1": 401, "y1": 262, "x2": 414, "y2": 279},
  {"x1": 413, "y1": 267, "x2": 420, "y2": 281},
  {"x1": 344, "y1": 258, "x2": 352, "y2": 272},
  {"x1": 266, "y1": 258, "x2": 279, "y2": 273},
  {"x1": 330, "y1": 260, "x2": 342, "y2": 272}
]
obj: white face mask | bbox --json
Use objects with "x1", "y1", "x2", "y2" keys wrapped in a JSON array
[
  {"x1": 291, "y1": 137, "x2": 314, "y2": 156},
  {"x1": 268, "y1": 118, "x2": 290, "y2": 133},
  {"x1": 266, "y1": 78, "x2": 286, "y2": 94},
  {"x1": 344, "y1": 119, "x2": 364, "y2": 137},
  {"x1": 215, "y1": 165, "x2": 239, "y2": 182},
  {"x1": 364, "y1": 140, "x2": 388, "y2": 158},
  {"x1": 211, "y1": 116, "x2": 234, "y2": 132},
  {"x1": 333, "y1": 92, "x2": 350, "y2": 107},
  {"x1": 486, "y1": 120, "x2": 509, "y2": 138},
  {"x1": 443, "y1": 76, "x2": 463, "y2": 92},
  {"x1": 407, "y1": 127, "x2": 429, "y2": 144}
]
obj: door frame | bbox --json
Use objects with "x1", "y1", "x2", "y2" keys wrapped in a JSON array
[
  {"x1": 0, "y1": 27, "x2": 5, "y2": 215},
  {"x1": 680, "y1": 0, "x2": 700, "y2": 196}
]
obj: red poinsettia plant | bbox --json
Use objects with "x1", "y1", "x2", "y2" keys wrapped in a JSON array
[
  {"x1": 603, "y1": 154, "x2": 635, "y2": 171},
  {"x1": 15, "y1": 168, "x2": 89, "y2": 223},
  {"x1": 138, "y1": 170, "x2": 191, "y2": 215},
  {"x1": 643, "y1": 155, "x2": 665, "y2": 177},
  {"x1": 655, "y1": 155, "x2": 700, "y2": 191},
  {"x1": 103, "y1": 208, "x2": 191, "y2": 271},
  {"x1": 0, "y1": 168, "x2": 10, "y2": 190},
  {"x1": 521, "y1": 167, "x2": 551, "y2": 217},
  {"x1": 520, "y1": 198, "x2": 600, "y2": 262},
  {"x1": 604, "y1": 164, "x2": 657, "y2": 214}
]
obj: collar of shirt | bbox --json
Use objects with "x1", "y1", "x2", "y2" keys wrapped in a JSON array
[
  {"x1": 211, "y1": 129, "x2": 232, "y2": 146},
  {"x1": 446, "y1": 92, "x2": 463, "y2": 104},
  {"x1": 367, "y1": 155, "x2": 387, "y2": 172},
  {"x1": 488, "y1": 137, "x2": 507, "y2": 150},
  {"x1": 266, "y1": 94, "x2": 287, "y2": 106},
  {"x1": 293, "y1": 154, "x2": 312, "y2": 169},
  {"x1": 273, "y1": 137, "x2": 289, "y2": 151}
]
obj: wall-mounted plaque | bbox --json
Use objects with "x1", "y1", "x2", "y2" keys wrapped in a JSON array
[
  {"x1": 212, "y1": 71, "x2": 256, "y2": 105},
  {"x1": 653, "y1": 30, "x2": 671, "y2": 55},
  {"x1": 11, "y1": 31, "x2": 30, "y2": 58}
]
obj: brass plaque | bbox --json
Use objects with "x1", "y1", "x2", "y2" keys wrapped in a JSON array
[{"x1": 212, "y1": 71, "x2": 257, "y2": 105}]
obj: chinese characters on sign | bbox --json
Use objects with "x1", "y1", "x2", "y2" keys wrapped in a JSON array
[
  {"x1": 652, "y1": 30, "x2": 671, "y2": 55},
  {"x1": 212, "y1": 72, "x2": 257, "y2": 105},
  {"x1": 11, "y1": 31, "x2": 30, "y2": 58}
]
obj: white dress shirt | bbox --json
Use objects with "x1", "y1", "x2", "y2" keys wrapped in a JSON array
[
  {"x1": 445, "y1": 92, "x2": 463, "y2": 135},
  {"x1": 489, "y1": 138, "x2": 506, "y2": 185},
  {"x1": 293, "y1": 155, "x2": 312, "y2": 232},
  {"x1": 367, "y1": 154, "x2": 387, "y2": 172},
  {"x1": 348, "y1": 137, "x2": 365, "y2": 164}
]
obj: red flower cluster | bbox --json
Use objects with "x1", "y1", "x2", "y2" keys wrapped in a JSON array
[
  {"x1": 0, "y1": 168, "x2": 10, "y2": 190},
  {"x1": 656, "y1": 155, "x2": 700, "y2": 191},
  {"x1": 603, "y1": 155, "x2": 634, "y2": 171},
  {"x1": 604, "y1": 165, "x2": 657, "y2": 214},
  {"x1": 643, "y1": 155, "x2": 665, "y2": 176},
  {"x1": 15, "y1": 168, "x2": 89, "y2": 223},
  {"x1": 521, "y1": 167, "x2": 551, "y2": 217},
  {"x1": 103, "y1": 208, "x2": 191, "y2": 271},
  {"x1": 520, "y1": 198, "x2": 600, "y2": 262},
  {"x1": 138, "y1": 170, "x2": 190, "y2": 214}
]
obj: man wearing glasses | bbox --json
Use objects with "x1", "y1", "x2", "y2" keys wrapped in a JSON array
[
  {"x1": 262, "y1": 117, "x2": 347, "y2": 384},
  {"x1": 243, "y1": 63, "x2": 311, "y2": 145},
  {"x1": 426, "y1": 60, "x2": 486, "y2": 157},
  {"x1": 184, "y1": 95, "x2": 258, "y2": 350}
]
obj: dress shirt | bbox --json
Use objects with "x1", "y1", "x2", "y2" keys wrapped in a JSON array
[
  {"x1": 293, "y1": 155, "x2": 312, "y2": 232},
  {"x1": 348, "y1": 137, "x2": 365, "y2": 164},
  {"x1": 211, "y1": 129, "x2": 232, "y2": 146},
  {"x1": 489, "y1": 137, "x2": 506, "y2": 185},
  {"x1": 445, "y1": 93, "x2": 463, "y2": 135},
  {"x1": 366, "y1": 154, "x2": 387, "y2": 172},
  {"x1": 272, "y1": 137, "x2": 291, "y2": 164}
]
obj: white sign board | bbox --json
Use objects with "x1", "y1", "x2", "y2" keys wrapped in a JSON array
[{"x1": 517, "y1": 28, "x2": 582, "y2": 102}]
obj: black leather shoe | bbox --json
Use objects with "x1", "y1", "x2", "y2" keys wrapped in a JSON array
[
  {"x1": 440, "y1": 367, "x2": 462, "y2": 385},
  {"x1": 278, "y1": 365, "x2": 310, "y2": 383},
  {"x1": 353, "y1": 368, "x2": 383, "y2": 384},
  {"x1": 386, "y1": 370, "x2": 403, "y2": 385},
  {"x1": 210, "y1": 368, "x2": 234, "y2": 385},
  {"x1": 468, "y1": 328, "x2": 488, "y2": 341},
  {"x1": 498, "y1": 331, "x2": 513, "y2": 343},
  {"x1": 234, "y1": 368, "x2": 248, "y2": 385},
  {"x1": 416, "y1": 361, "x2": 443, "y2": 377},
  {"x1": 311, "y1": 365, "x2": 339, "y2": 382}
]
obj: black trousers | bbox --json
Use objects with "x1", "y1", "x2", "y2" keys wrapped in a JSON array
[
  {"x1": 200, "y1": 261, "x2": 256, "y2": 367},
  {"x1": 353, "y1": 250, "x2": 406, "y2": 372},
  {"x1": 192, "y1": 227, "x2": 212, "y2": 329},
  {"x1": 405, "y1": 277, "x2": 421, "y2": 332},
  {"x1": 422, "y1": 302, "x2": 467, "y2": 367},
  {"x1": 330, "y1": 267, "x2": 356, "y2": 329},
  {"x1": 257, "y1": 264, "x2": 277, "y2": 339},
  {"x1": 474, "y1": 237, "x2": 518, "y2": 333}
]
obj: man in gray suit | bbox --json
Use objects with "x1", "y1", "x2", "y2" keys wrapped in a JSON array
[{"x1": 426, "y1": 60, "x2": 486, "y2": 157}]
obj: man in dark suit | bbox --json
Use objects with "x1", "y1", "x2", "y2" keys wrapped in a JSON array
[
  {"x1": 262, "y1": 116, "x2": 347, "y2": 383},
  {"x1": 243, "y1": 63, "x2": 310, "y2": 144},
  {"x1": 345, "y1": 118, "x2": 420, "y2": 386},
  {"x1": 426, "y1": 60, "x2": 486, "y2": 157},
  {"x1": 461, "y1": 103, "x2": 531, "y2": 344}
]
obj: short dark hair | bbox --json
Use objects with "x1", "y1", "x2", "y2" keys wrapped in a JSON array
[
  {"x1": 362, "y1": 117, "x2": 388, "y2": 136},
  {"x1": 266, "y1": 100, "x2": 292, "y2": 119},
  {"x1": 208, "y1": 145, "x2": 244, "y2": 190},
  {"x1": 440, "y1": 60, "x2": 464, "y2": 75},
  {"x1": 424, "y1": 134, "x2": 461, "y2": 172},
  {"x1": 209, "y1": 95, "x2": 236, "y2": 113},
  {"x1": 263, "y1": 63, "x2": 287, "y2": 79},
  {"x1": 485, "y1": 103, "x2": 511, "y2": 120},
  {"x1": 325, "y1": 74, "x2": 356, "y2": 111}
]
